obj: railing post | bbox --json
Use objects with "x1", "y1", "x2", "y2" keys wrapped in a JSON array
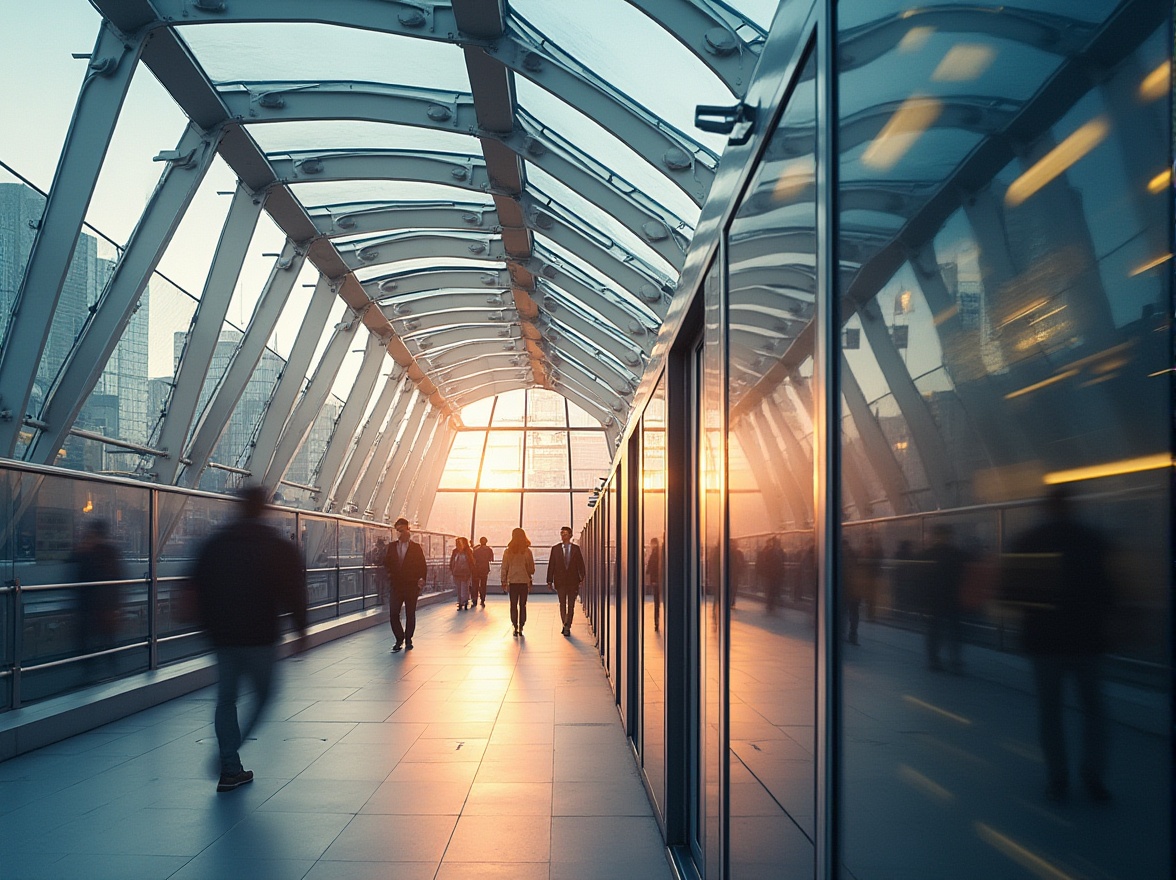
[{"x1": 148, "y1": 487, "x2": 159, "y2": 671}]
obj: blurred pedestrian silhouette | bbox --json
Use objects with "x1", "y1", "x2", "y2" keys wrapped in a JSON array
[
  {"x1": 1006, "y1": 486, "x2": 1115, "y2": 803},
  {"x1": 367, "y1": 536, "x2": 389, "y2": 600},
  {"x1": 472, "y1": 536, "x2": 493, "y2": 608},
  {"x1": 547, "y1": 526, "x2": 585, "y2": 636},
  {"x1": 921, "y1": 524, "x2": 968, "y2": 672},
  {"x1": 842, "y1": 538, "x2": 861, "y2": 644},
  {"x1": 756, "y1": 536, "x2": 787, "y2": 614},
  {"x1": 385, "y1": 517, "x2": 427, "y2": 652},
  {"x1": 70, "y1": 518, "x2": 124, "y2": 678},
  {"x1": 501, "y1": 527, "x2": 535, "y2": 637},
  {"x1": 645, "y1": 537, "x2": 663, "y2": 631},
  {"x1": 450, "y1": 536, "x2": 475, "y2": 610},
  {"x1": 192, "y1": 486, "x2": 308, "y2": 793}
]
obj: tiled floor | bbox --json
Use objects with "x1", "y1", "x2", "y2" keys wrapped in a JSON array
[{"x1": 0, "y1": 595, "x2": 674, "y2": 880}]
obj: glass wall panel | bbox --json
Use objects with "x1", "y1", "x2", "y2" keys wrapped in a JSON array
[
  {"x1": 570, "y1": 432, "x2": 612, "y2": 488},
  {"x1": 490, "y1": 389, "x2": 527, "y2": 427},
  {"x1": 836, "y1": 3, "x2": 1171, "y2": 878},
  {"x1": 525, "y1": 388, "x2": 567, "y2": 426},
  {"x1": 481, "y1": 432, "x2": 525, "y2": 489},
  {"x1": 524, "y1": 431, "x2": 570, "y2": 489},
  {"x1": 300, "y1": 515, "x2": 338, "y2": 623},
  {"x1": 725, "y1": 49, "x2": 819, "y2": 878},
  {"x1": 474, "y1": 492, "x2": 523, "y2": 550},
  {"x1": 698, "y1": 258, "x2": 723, "y2": 878},
  {"x1": 641, "y1": 375, "x2": 667, "y2": 815},
  {"x1": 438, "y1": 432, "x2": 485, "y2": 489},
  {"x1": 430, "y1": 492, "x2": 475, "y2": 540}
]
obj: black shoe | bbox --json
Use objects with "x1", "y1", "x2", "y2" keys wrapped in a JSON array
[
  {"x1": 513, "y1": 629, "x2": 519, "y2": 637},
  {"x1": 392, "y1": 642, "x2": 403, "y2": 653},
  {"x1": 406, "y1": 639, "x2": 414, "y2": 650},
  {"x1": 216, "y1": 769, "x2": 254, "y2": 792}
]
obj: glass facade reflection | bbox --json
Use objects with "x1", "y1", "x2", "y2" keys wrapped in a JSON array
[{"x1": 837, "y1": 1, "x2": 1170, "y2": 877}]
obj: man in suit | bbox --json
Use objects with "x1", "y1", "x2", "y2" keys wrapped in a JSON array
[
  {"x1": 384, "y1": 517, "x2": 428, "y2": 652},
  {"x1": 547, "y1": 526, "x2": 586, "y2": 637}
]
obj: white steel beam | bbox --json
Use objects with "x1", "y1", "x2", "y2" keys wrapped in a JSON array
[
  {"x1": 244, "y1": 275, "x2": 339, "y2": 478},
  {"x1": 349, "y1": 386, "x2": 417, "y2": 514},
  {"x1": 624, "y1": 0, "x2": 765, "y2": 97},
  {"x1": 329, "y1": 369, "x2": 407, "y2": 512},
  {"x1": 26, "y1": 123, "x2": 220, "y2": 465},
  {"x1": 371, "y1": 403, "x2": 434, "y2": 521},
  {"x1": 151, "y1": 183, "x2": 265, "y2": 483},
  {"x1": 400, "y1": 422, "x2": 455, "y2": 526},
  {"x1": 262, "y1": 311, "x2": 359, "y2": 492},
  {"x1": 313, "y1": 332, "x2": 388, "y2": 512},
  {"x1": 0, "y1": 20, "x2": 141, "y2": 455},
  {"x1": 180, "y1": 241, "x2": 307, "y2": 488}
]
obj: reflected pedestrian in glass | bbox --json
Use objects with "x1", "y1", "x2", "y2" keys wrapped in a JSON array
[
  {"x1": 450, "y1": 536, "x2": 475, "y2": 610},
  {"x1": 756, "y1": 535, "x2": 787, "y2": 615},
  {"x1": 921, "y1": 525, "x2": 968, "y2": 672},
  {"x1": 501, "y1": 527, "x2": 535, "y2": 637},
  {"x1": 472, "y1": 537, "x2": 494, "y2": 608},
  {"x1": 646, "y1": 537, "x2": 663, "y2": 632},
  {"x1": 1007, "y1": 486, "x2": 1115, "y2": 804},
  {"x1": 192, "y1": 486, "x2": 308, "y2": 793},
  {"x1": 70, "y1": 518, "x2": 124, "y2": 678}
]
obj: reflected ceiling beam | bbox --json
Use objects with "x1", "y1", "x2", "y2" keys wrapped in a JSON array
[
  {"x1": 624, "y1": 0, "x2": 765, "y2": 97},
  {"x1": 838, "y1": 6, "x2": 1100, "y2": 73},
  {"x1": 840, "y1": 355, "x2": 913, "y2": 515}
]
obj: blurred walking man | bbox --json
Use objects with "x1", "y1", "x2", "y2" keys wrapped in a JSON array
[{"x1": 194, "y1": 486, "x2": 307, "y2": 793}]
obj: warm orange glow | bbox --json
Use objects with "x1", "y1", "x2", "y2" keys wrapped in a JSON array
[
  {"x1": 1147, "y1": 169, "x2": 1171, "y2": 194},
  {"x1": 1140, "y1": 59, "x2": 1171, "y2": 101},
  {"x1": 1043, "y1": 453, "x2": 1172, "y2": 485},
  {"x1": 932, "y1": 45, "x2": 995, "y2": 81},
  {"x1": 1130, "y1": 252, "x2": 1172, "y2": 276},
  {"x1": 898, "y1": 26, "x2": 935, "y2": 52},
  {"x1": 976, "y1": 823, "x2": 1076, "y2": 880},
  {"x1": 1004, "y1": 118, "x2": 1110, "y2": 207},
  {"x1": 863, "y1": 96, "x2": 943, "y2": 171},
  {"x1": 772, "y1": 156, "x2": 815, "y2": 203},
  {"x1": 1004, "y1": 369, "x2": 1078, "y2": 400}
]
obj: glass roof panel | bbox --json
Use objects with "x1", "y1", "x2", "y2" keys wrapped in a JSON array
[
  {"x1": 460, "y1": 398, "x2": 495, "y2": 428},
  {"x1": 509, "y1": 0, "x2": 731, "y2": 137},
  {"x1": 250, "y1": 121, "x2": 477, "y2": 155},
  {"x1": 527, "y1": 167, "x2": 680, "y2": 280},
  {"x1": 516, "y1": 79, "x2": 705, "y2": 223},
  {"x1": 177, "y1": 23, "x2": 472, "y2": 91}
]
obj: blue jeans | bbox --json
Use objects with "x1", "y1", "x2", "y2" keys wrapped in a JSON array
[{"x1": 215, "y1": 644, "x2": 277, "y2": 775}]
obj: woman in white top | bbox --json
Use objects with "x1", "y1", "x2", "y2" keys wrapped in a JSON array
[{"x1": 500, "y1": 527, "x2": 536, "y2": 637}]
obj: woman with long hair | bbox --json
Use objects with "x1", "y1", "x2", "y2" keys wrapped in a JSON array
[
  {"x1": 500, "y1": 527, "x2": 535, "y2": 637},
  {"x1": 450, "y1": 536, "x2": 476, "y2": 610}
]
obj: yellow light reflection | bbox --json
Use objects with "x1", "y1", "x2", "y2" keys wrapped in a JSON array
[
  {"x1": 1140, "y1": 59, "x2": 1171, "y2": 101},
  {"x1": 932, "y1": 303, "x2": 959, "y2": 326},
  {"x1": 862, "y1": 96, "x2": 943, "y2": 171},
  {"x1": 1147, "y1": 169, "x2": 1171, "y2": 194},
  {"x1": 83, "y1": 497, "x2": 94, "y2": 513},
  {"x1": 898, "y1": 26, "x2": 935, "y2": 52},
  {"x1": 1043, "y1": 453, "x2": 1172, "y2": 485},
  {"x1": 975, "y1": 823, "x2": 1075, "y2": 880},
  {"x1": 1004, "y1": 369, "x2": 1079, "y2": 400},
  {"x1": 932, "y1": 44, "x2": 995, "y2": 81},
  {"x1": 1130, "y1": 252, "x2": 1172, "y2": 276},
  {"x1": 902, "y1": 695, "x2": 972, "y2": 725},
  {"x1": 1004, "y1": 118, "x2": 1110, "y2": 207},
  {"x1": 772, "y1": 157, "x2": 815, "y2": 203},
  {"x1": 898, "y1": 764, "x2": 955, "y2": 803}
]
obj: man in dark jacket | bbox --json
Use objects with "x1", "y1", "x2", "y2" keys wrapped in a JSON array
[
  {"x1": 385, "y1": 517, "x2": 428, "y2": 651},
  {"x1": 193, "y1": 486, "x2": 308, "y2": 793},
  {"x1": 547, "y1": 526, "x2": 586, "y2": 636},
  {"x1": 471, "y1": 536, "x2": 494, "y2": 608}
]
